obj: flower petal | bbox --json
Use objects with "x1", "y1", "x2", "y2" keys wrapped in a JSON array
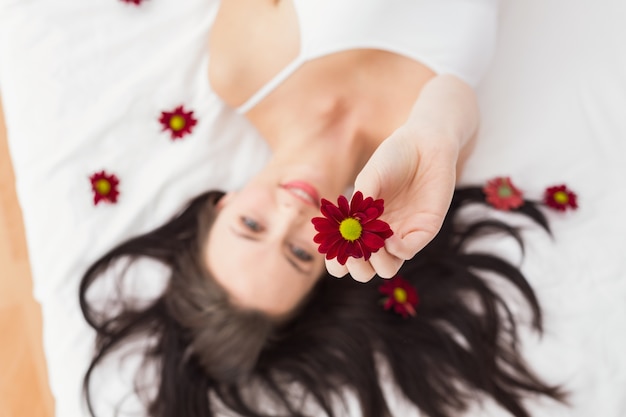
[
  {"x1": 371, "y1": 198, "x2": 385, "y2": 214},
  {"x1": 360, "y1": 242, "x2": 373, "y2": 261},
  {"x1": 338, "y1": 195, "x2": 351, "y2": 217},
  {"x1": 325, "y1": 238, "x2": 344, "y2": 260},
  {"x1": 320, "y1": 201, "x2": 345, "y2": 223},
  {"x1": 358, "y1": 207, "x2": 382, "y2": 222},
  {"x1": 360, "y1": 231, "x2": 386, "y2": 251},
  {"x1": 349, "y1": 191, "x2": 364, "y2": 213},
  {"x1": 349, "y1": 240, "x2": 365, "y2": 259},
  {"x1": 336, "y1": 241, "x2": 351, "y2": 265},
  {"x1": 318, "y1": 234, "x2": 345, "y2": 253},
  {"x1": 363, "y1": 219, "x2": 393, "y2": 234},
  {"x1": 312, "y1": 217, "x2": 338, "y2": 233},
  {"x1": 313, "y1": 231, "x2": 335, "y2": 244}
]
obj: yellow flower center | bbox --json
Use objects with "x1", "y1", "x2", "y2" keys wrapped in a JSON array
[
  {"x1": 553, "y1": 191, "x2": 569, "y2": 204},
  {"x1": 95, "y1": 179, "x2": 111, "y2": 195},
  {"x1": 169, "y1": 115, "x2": 186, "y2": 131},
  {"x1": 393, "y1": 288, "x2": 407, "y2": 303},
  {"x1": 497, "y1": 185, "x2": 513, "y2": 198},
  {"x1": 339, "y1": 218, "x2": 362, "y2": 241}
]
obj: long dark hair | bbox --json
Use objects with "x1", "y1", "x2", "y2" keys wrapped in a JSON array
[{"x1": 79, "y1": 187, "x2": 565, "y2": 417}]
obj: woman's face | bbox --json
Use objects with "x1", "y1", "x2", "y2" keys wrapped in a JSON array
[{"x1": 205, "y1": 176, "x2": 327, "y2": 316}]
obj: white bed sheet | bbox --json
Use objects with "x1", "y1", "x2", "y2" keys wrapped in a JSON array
[{"x1": 1, "y1": 0, "x2": 625, "y2": 415}]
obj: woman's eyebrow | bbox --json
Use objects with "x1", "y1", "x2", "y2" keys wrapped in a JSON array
[{"x1": 229, "y1": 226, "x2": 307, "y2": 275}]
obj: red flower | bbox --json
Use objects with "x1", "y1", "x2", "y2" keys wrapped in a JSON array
[
  {"x1": 89, "y1": 171, "x2": 120, "y2": 205},
  {"x1": 379, "y1": 275, "x2": 419, "y2": 318},
  {"x1": 483, "y1": 177, "x2": 524, "y2": 210},
  {"x1": 311, "y1": 191, "x2": 393, "y2": 265},
  {"x1": 544, "y1": 185, "x2": 578, "y2": 211},
  {"x1": 159, "y1": 105, "x2": 197, "y2": 140},
  {"x1": 121, "y1": 0, "x2": 144, "y2": 4}
]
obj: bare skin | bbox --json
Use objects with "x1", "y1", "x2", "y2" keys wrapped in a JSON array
[
  {"x1": 206, "y1": 0, "x2": 479, "y2": 314},
  {"x1": 209, "y1": 0, "x2": 436, "y2": 150}
]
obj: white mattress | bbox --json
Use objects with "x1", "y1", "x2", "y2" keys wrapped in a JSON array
[{"x1": 1, "y1": 0, "x2": 625, "y2": 415}]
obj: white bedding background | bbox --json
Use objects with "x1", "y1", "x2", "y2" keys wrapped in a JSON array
[{"x1": 1, "y1": 0, "x2": 625, "y2": 416}]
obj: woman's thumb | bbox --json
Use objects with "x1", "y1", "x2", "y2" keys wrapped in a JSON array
[{"x1": 353, "y1": 165, "x2": 382, "y2": 200}]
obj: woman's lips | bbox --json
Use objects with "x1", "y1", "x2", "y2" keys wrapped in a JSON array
[{"x1": 280, "y1": 181, "x2": 320, "y2": 208}]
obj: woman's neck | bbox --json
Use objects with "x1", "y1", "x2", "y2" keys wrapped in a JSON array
[{"x1": 262, "y1": 98, "x2": 373, "y2": 199}]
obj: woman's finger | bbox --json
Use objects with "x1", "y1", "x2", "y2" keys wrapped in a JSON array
[
  {"x1": 385, "y1": 208, "x2": 446, "y2": 260},
  {"x1": 352, "y1": 132, "x2": 408, "y2": 199},
  {"x1": 368, "y1": 249, "x2": 404, "y2": 278},
  {"x1": 325, "y1": 258, "x2": 349, "y2": 278},
  {"x1": 387, "y1": 233, "x2": 426, "y2": 260},
  {"x1": 352, "y1": 165, "x2": 383, "y2": 200},
  {"x1": 345, "y1": 258, "x2": 376, "y2": 283}
]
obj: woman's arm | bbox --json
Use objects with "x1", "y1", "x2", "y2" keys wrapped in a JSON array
[
  {"x1": 409, "y1": 74, "x2": 480, "y2": 140},
  {"x1": 325, "y1": 74, "x2": 481, "y2": 281},
  {"x1": 403, "y1": 74, "x2": 480, "y2": 177}
]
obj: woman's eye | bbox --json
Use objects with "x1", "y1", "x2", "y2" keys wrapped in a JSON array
[
  {"x1": 289, "y1": 244, "x2": 313, "y2": 262},
  {"x1": 241, "y1": 217, "x2": 262, "y2": 232}
]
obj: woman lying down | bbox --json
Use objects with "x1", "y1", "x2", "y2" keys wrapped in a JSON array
[{"x1": 79, "y1": 0, "x2": 567, "y2": 416}]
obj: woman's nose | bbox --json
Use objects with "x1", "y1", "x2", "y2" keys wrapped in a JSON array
[
  {"x1": 277, "y1": 199, "x2": 311, "y2": 234},
  {"x1": 279, "y1": 199, "x2": 305, "y2": 219},
  {"x1": 278, "y1": 189, "x2": 307, "y2": 212}
]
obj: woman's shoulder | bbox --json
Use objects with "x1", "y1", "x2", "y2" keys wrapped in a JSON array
[{"x1": 208, "y1": 0, "x2": 299, "y2": 108}]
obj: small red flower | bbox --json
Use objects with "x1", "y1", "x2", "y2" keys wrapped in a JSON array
[
  {"x1": 544, "y1": 185, "x2": 578, "y2": 211},
  {"x1": 89, "y1": 171, "x2": 120, "y2": 205},
  {"x1": 311, "y1": 191, "x2": 393, "y2": 265},
  {"x1": 483, "y1": 177, "x2": 524, "y2": 210},
  {"x1": 121, "y1": 0, "x2": 144, "y2": 4},
  {"x1": 379, "y1": 275, "x2": 419, "y2": 318},
  {"x1": 159, "y1": 105, "x2": 197, "y2": 140}
]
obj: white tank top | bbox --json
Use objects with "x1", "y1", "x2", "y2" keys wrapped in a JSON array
[{"x1": 236, "y1": 0, "x2": 499, "y2": 114}]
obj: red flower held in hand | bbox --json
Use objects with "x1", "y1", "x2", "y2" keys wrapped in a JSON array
[
  {"x1": 483, "y1": 176, "x2": 524, "y2": 211},
  {"x1": 159, "y1": 105, "x2": 197, "y2": 140},
  {"x1": 89, "y1": 171, "x2": 120, "y2": 205},
  {"x1": 544, "y1": 184, "x2": 578, "y2": 211},
  {"x1": 379, "y1": 275, "x2": 419, "y2": 318},
  {"x1": 312, "y1": 191, "x2": 393, "y2": 265}
]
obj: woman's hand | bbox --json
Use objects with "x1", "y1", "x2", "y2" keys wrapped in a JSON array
[
  {"x1": 324, "y1": 74, "x2": 479, "y2": 282},
  {"x1": 324, "y1": 127, "x2": 460, "y2": 282}
]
